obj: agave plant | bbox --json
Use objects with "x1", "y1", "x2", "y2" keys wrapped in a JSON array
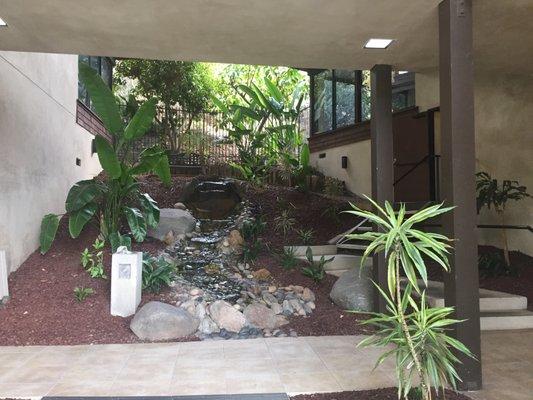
[
  {"x1": 39, "y1": 62, "x2": 170, "y2": 254},
  {"x1": 346, "y1": 197, "x2": 474, "y2": 400}
]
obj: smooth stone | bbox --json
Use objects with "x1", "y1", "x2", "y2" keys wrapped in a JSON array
[
  {"x1": 147, "y1": 208, "x2": 196, "y2": 241},
  {"x1": 243, "y1": 303, "x2": 284, "y2": 330},
  {"x1": 209, "y1": 300, "x2": 246, "y2": 333},
  {"x1": 301, "y1": 288, "x2": 316, "y2": 302},
  {"x1": 130, "y1": 301, "x2": 199, "y2": 341},
  {"x1": 330, "y1": 267, "x2": 374, "y2": 311},
  {"x1": 270, "y1": 302, "x2": 283, "y2": 315}
]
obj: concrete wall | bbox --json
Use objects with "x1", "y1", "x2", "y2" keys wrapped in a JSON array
[
  {"x1": 310, "y1": 140, "x2": 371, "y2": 196},
  {"x1": 0, "y1": 51, "x2": 101, "y2": 273},
  {"x1": 417, "y1": 69, "x2": 533, "y2": 255}
]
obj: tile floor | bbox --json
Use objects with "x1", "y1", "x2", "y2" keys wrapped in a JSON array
[{"x1": 0, "y1": 331, "x2": 530, "y2": 399}]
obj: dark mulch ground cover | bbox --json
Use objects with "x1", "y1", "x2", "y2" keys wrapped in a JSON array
[{"x1": 291, "y1": 388, "x2": 472, "y2": 400}]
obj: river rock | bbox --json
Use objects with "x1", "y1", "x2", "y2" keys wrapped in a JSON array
[
  {"x1": 147, "y1": 208, "x2": 196, "y2": 241},
  {"x1": 130, "y1": 301, "x2": 199, "y2": 341},
  {"x1": 244, "y1": 303, "x2": 285, "y2": 330},
  {"x1": 180, "y1": 177, "x2": 241, "y2": 219},
  {"x1": 209, "y1": 300, "x2": 246, "y2": 332},
  {"x1": 330, "y1": 267, "x2": 374, "y2": 311},
  {"x1": 301, "y1": 288, "x2": 316, "y2": 302},
  {"x1": 252, "y1": 268, "x2": 271, "y2": 281},
  {"x1": 198, "y1": 316, "x2": 219, "y2": 335}
]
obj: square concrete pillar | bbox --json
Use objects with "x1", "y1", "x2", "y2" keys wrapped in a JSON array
[{"x1": 110, "y1": 247, "x2": 143, "y2": 317}]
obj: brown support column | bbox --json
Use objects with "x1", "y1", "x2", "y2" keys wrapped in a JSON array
[
  {"x1": 370, "y1": 64, "x2": 393, "y2": 313},
  {"x1": 439, "y1": 0, "x2": 482, "y2": 390}
]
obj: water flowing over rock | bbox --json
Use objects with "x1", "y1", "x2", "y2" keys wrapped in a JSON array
[
  {"x1": 330, "y1": 267, "x2": 374, "y2": 311},
  {"x1": 147, "y1": 208, "x2": 196, "y2": 241},
  {"x1": 130, "y1": 301, "x2": 199, "y2": 340},
  {"x1": 180, "y1": 176, "x2": 242, "y2": 219}
]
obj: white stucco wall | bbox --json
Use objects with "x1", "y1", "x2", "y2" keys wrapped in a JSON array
[
  {"x1": 310, "y1": 140, "x2": 372, "y2": 196},
  {"x1": 0, "y1": 51, "x2": 101, "y2": 273}
]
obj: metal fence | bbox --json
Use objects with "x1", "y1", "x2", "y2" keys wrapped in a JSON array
[{"x1": 125, "y1": 105, "x2": 310, "y2": 168}]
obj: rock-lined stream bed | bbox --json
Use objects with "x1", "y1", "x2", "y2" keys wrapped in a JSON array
[{"x1": 131, "y1": 179, "x2": 316, "y2": 341}]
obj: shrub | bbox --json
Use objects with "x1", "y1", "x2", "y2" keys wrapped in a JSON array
[
  {"x1": 73, "y1": 287, "x2": 94, "y2": 302},
  {"x1": 274, "y1": 210, "x2": 296, "y2": 237},
  {"x1": 39, "y1": 62, "x2": 170, "y2": 254},
  {"x1": 301, "y1": 246, "x2": 333, "y2": 283},
  {"x1": 240, "y1": 216, "x2": 266, "y2": 242},
  {"x1": 478, "y1": 251, "x2": 516, "y2": 278},
  {"x1": 243, "y1": 241, "x2": 262, "y2": 264},
  {"x1": 142, "y1": 255, "x2": 178, "y2": 293},
  {"x1": 347, "y1": 198, "x2": 474, "y2": 400},
  {"x1": 296, "y1": 228, "x2": 315, "y2": 245},
  {"x1": 80, "y1": 239, "x2": 107, "y2": 279},
  {"x1": 323, "y1": 176, "x2": 344, "y2": 196},
  {"x1": 279, "y1": 246, "x2": 299, "y2": 270}
]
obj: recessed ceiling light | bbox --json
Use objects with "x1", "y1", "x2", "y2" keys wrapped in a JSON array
[
  {"x1": 0, "y1": 16, "x2": 7, "y2": 27},
  {"x1": 398, "y1": 71, "x2": 409, "y2": 74},
  {"x1": 364, "y1": 38, "x2": 394, "y2": 49}
]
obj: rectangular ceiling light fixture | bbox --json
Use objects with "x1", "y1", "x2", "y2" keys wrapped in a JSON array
[
  {"x1": 0, "y1": 17, "x2": 7, "y2": 26},
  {"x1": 364, "y1": 38, "x2": 394, "y2": 49}
]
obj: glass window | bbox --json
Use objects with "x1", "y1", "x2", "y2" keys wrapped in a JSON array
[
  {"x1": 313, "y1": 70, "x2": 333, "y2": 133},
  {"x1": 392, "y1": 71, "x2": 415, "y2": 112},
  {"x1": 361, "y1": 70, "x2": 371, "y2": 121},
  {"x1": 335, "y1": 70, "x2": 355, "y2": 128},
  {"x1": 78, "y1": 56, "x2": 113, "y2": 108}
]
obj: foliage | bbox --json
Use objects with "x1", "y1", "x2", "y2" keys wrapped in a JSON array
[
  {"x1": 321, "y1": 204, "x2": 343, "y2": 225},
  {"x1": 323, "y1": 176, "x2": 345, "y2": 196},
  {"x1": 73, "y1": 287, "x2": 94, "y2": 302},
  {"x1": 346, "y1": 197, "x2": 474, "y2": 400},
  {"x1": 243, "y1": 241, "x2": 262, "y2": 264},
  {"x1": 297, "y1": 228, "x2": 315, "y2": 245},
  {"x1": 274, "y1": 210, "x2": 296, "y2": 237},
  {"x1": 142, "y1": 254, "x2": 178, "y2": 293},
  {"x1": 478, "y1": 251, "x2": 516, "y2": 278},
  {"x1": 279, "y1": 246, "x2": 299, "y2": 270},
  {"x1": 301, "y1": 247, "x2": 333, "y2": 283},
  {"x1": 476, "y1": 171, "x2": 530, "y2": 267},
  {"x1": 39, "y1": 63, "x2": 170, "y2": 254},
  {"x1": 115, "y1": 59, "x2": 216, "y2": 151},
  {"x1": 212, "y1": 72, "x2": 307, "y2": 185},
  {"x1": 240, "y1": 216, "x2": 267, "y2": 242},
  {"x1": 81, "y1": 239, "x2": 107, "y2": 279}
]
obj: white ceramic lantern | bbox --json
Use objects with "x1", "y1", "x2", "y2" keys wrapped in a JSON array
[
  {"x1": 0, "y1": 250, "x2": 9, "y2": 302},
  {"x1": 110, "y1": 246, "x2": 142, "y2": 317}
]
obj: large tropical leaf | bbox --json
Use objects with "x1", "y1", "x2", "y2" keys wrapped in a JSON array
[
  {"x1": 65, "y1": 180, "x2": 102, "y2": 212},
  {"x1": 39, "y1": 214, "x2": 60, "y2": 254},
  {"x1": 153, "y1": 154, "x2": 171, "y2": 186},
  {"x1": 109, "y1": 231, "x2": 132, "y2": 253},
  {"x1": 123, "y1": 98, "x2": 157, "y2": 141},
  {"x1": 264, "y1": 77, "x2": 284, "y2": 103},
  {"x1": 140, "y1": 193, "x2": 160, "y2": 228},
  {"x1": 78, "y1": 62, "x2": 123, "y2": 135},
  {"x1": 94, "y1": 136, "x2": 121, "y2": 179},
  {"x1": 68, "y1": 203, "x2": 98, "y2": 238},
  {"x1": 300, "y1": 143, "x2": 310, "y2": 169},
  {"x1": 124, "y1": 207, "x2": 147, "y2": 242}
]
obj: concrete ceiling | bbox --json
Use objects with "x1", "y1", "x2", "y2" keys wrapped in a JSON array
[{"x1": 0, "y1": 0, "x2": 531, "y2": 74}]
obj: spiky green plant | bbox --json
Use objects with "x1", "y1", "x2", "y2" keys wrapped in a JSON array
[{"x1": 346, "y1": 197, "x2": 474, "y2": 400}]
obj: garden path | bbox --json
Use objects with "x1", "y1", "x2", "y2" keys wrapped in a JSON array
[{"x1": 0, "y1": 332, "x2": 530, "y2": 399}]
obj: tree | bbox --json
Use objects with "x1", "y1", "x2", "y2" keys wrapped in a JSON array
[
  {"x1": 114, "y1": 60, "x2": 216, "y2": 151},
  {"x1": 476, "y1": 171, "x2": 530, "y2": 267}
]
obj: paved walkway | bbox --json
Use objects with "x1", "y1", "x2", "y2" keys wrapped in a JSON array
[{"x1": 0, "y1": 332, "x2": 531, "y2": 399}]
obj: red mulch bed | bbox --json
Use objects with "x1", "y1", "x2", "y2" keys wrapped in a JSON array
[{"x1": 291, "y1": 389, "x2": 472, "y2": 400}]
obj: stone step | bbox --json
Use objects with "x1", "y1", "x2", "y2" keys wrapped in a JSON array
[
  {"x1": 481, "y1": 310, "x2": 533, "y2": 331},
  {"x1": 336, "y1": 243, "x2": 368, "y2": 251},
  {"x1": 295, "y1": 253, "x2": 371, "y2": 271},
  {"x1": 405, "y1": 280, "x2": 528, "y2": 312},
  {"x1": 285, "y1": 244, "x2": 338, "y2": 257}
]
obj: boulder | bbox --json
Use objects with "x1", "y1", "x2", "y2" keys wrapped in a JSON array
[
  {"x1": 147, "y1": 208, "x2": 196, "y2": 241},
  {"x1": 180, "y1": 177, "x2": 242, "y2": 219},
  {"x1": 330, "y1": 267, "x2": 374, "y2": 311},
  {"x1": 130, "y1": 301, "x2": 199, "y2": 341},
  {"x1": 209, "y1": 300, "x2": 246, "y2": 332},
  {"x1": 252, "y1": 268, "x2": 272, "y2": 281},
  {"x1": 244, "y1": 303, "x2": 286, "y2": 330}
]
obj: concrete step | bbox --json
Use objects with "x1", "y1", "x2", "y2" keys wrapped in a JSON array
[
  {"x1": 336, "y1": 243, "x2": 368, "y2": 251},
  {"x1": 285, "y1": 245, "x2": 337, "y2": 257},
  {"x1": 293, "y1": 252, "x2": 372, "y2": 271},
  {"x1": 481, "y1": 310, "x2": 533, "y2": 331},
  {"x1": 407, "y1": 280, "x2": 528, "y2": 312}
]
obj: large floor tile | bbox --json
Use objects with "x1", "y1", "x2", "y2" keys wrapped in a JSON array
[{"x1": 279, "y1": 371, "x2": 342, "y2": 393}]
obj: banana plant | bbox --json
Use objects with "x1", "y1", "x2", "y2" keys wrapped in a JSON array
[{"x1": 39, "y1": 62, "x2": 170, "y2": 254}]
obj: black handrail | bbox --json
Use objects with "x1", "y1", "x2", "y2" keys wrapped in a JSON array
[{"x1": 418, "y1": 223, "x2": 533, "y2": 233}]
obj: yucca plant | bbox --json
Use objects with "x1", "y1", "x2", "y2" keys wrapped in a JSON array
[{"x1": 346, "y1": 197, "x2": 474, "y2": 400}]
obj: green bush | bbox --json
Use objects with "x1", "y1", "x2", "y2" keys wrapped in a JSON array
[
  {"x1": 296, "y1": 228, "x2": 315, "y2": 245},
  {"x1": 279, "y1": 246, "x2": 298, "y2": 270},
  {"x1": 274, "y1": 210, "x2": 295, "y2": 237},
  {"x1": 73, "y1": 287, "x2": 94, "y2": 302},
  {"x1": 39, "y1": 62, "x2": 170, "y2": 255},
  {"x1": 142, "y1": 255, "x2": 178, "y2": 293},
  {"x1": 80, "y1": 239, "x2": 107, "y2": 279},
  {"x1": 478, "y1": 251, "x2": 516, "y2": 278},
  {"x1": 240, "y1": 216, "x2": 266, "y2": 242},
  {"x1": 323, "y1": 176, "x2": 344, "y2": 196},
  {"x1": 301, "y1": 246, "x2": 333, "y2": 283}
]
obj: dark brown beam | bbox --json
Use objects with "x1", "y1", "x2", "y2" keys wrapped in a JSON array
[
  {"x1": 439, "y1": 0, "x2": 482, "y2": 390},
  {"x1": 370, "y1": 64, "x2": 393, "y2": 313}
]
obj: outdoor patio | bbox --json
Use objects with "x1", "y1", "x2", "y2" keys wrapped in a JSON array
[{"x1": 0, "y1": 331, "x2": 531, "y2": 399}]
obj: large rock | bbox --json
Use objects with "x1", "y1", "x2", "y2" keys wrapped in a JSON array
[
  {"x1": 244, "y1": 303, "x2": 287, "y2": 330},
  {"x1": 208, "y1": 300, "x2": 246, "y2": 332},
  {"x1": 180, "y1": 176, "x2": 241, "y2": 219},
  {"x1": 130, "y1": 301, "x2": 199, "y2": 341},
  {"x1": 147, "y1": 208, "x2": 196, "y2": 241},
  {"x1": 330, "y1": 267, "x2": 374, "y2": 311}
]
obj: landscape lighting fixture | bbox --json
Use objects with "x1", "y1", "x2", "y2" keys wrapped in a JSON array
[
  {"x1": 364, "y1": 38, "x2": 394, "y2": 49},
  {"x1": 0, "y1": 17, "x2": 6, "y2": 26}
]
